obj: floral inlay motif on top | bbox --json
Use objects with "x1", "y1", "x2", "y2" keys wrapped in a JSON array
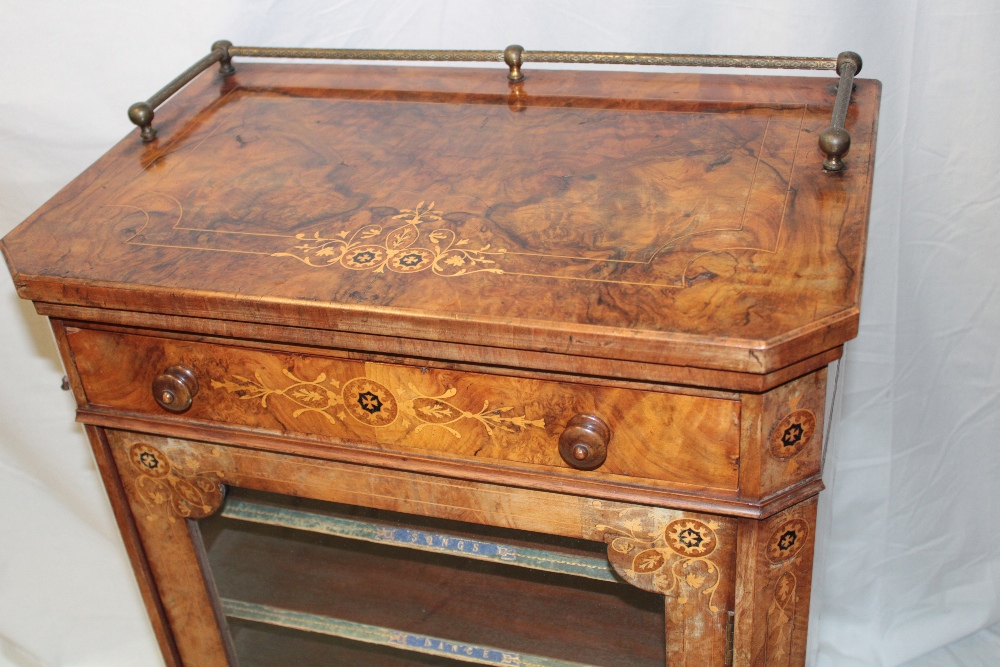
[{"x1": 274, "y1": 201, "x2": 506, "y2": 278}]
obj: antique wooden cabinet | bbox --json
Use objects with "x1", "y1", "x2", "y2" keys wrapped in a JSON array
[{"x1": 2, "y1": 44, "x2": 878, "y2": 666}]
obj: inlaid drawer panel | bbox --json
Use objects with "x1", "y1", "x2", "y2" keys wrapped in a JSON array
[{"x1": 66, "y1": 327, "x2": 741, "y2": 490}]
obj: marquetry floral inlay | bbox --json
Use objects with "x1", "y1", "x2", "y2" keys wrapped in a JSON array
[
  {"x1": 404, "y1": 385, "x2": 545, "y2": 439},
  {"x1": 211, "y1": 369, "x2": 544, "y2": 440},
  {"x1": 767, "y1": 571, "x2": 799, "y2": 661},
  {"x1": 127, "y1": 443, "x2": 224, "y2": 522},
  {"x1": 773, "y1": 571, "x2": 797, "y2": 611},
  {"x1": 274, "y1": 201, "x2": 506, "y2": 277},
  {"x1": 598, "y1": 511, "x2": 723, "y2": 612}
]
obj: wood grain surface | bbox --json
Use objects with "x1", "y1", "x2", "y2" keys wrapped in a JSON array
[{"x1": 3, "y1": 62, "x2": 880, "y2": 375}]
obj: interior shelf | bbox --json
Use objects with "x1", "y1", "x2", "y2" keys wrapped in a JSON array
[
  {"x1": 224, "y1": 598, "x2": 601, "y2": 667},
  {"x1": 227, "y1": 617, "x2": 489, "y2": 667},
  {"x1": 220, "y1": 494, "x2": 618, "y2": 583}
]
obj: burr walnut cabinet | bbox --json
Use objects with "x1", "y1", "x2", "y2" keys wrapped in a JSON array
[{"x1": 2, "y1": 44, "x2": 879, "y2": 666}]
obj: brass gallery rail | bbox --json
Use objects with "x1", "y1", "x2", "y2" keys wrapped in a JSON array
[{"x1": 127, "y1": 40, "x2": 862, "y2": 171}]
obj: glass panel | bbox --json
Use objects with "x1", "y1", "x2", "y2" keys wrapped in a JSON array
[{"x1": 200, "y1": 488, "x2": 665, "y2": 667}]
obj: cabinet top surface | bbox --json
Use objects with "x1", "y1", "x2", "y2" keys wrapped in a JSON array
[{"x1": 2, "y1": 63, "x2": 880, "y2": 374}]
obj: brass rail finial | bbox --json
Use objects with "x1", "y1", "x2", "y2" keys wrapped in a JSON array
[{"x1": 504, "y1": 44, "x2": 524, "y2": 82}]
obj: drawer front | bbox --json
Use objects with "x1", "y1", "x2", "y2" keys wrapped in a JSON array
[{"x1": 67, "y1": 327, "x2": 740, "y2": 490}]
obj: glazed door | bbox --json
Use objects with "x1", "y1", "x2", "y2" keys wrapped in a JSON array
[
  {"x1": 203, "y1": 489, "x2": 665, "y2": 666},
  {"x1": 101, "y1": 429, "x2": 741, "y2": 666}
]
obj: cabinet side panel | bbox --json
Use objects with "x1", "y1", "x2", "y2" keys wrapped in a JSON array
[
  {"x1": 48, "y1": 319, "x2": 88, "y2": 405},
  {"x1": 759, "y1": 371, "x2": 826, "y2": 498},
  {"x1": 104, "y1": 430, "x2": 232, "y2": 666},
  {"x1": 733, "y1": 496, "x2": 818, "y2": 666},
  {"x1": 81, "y1": 425, "x2": 183, "y2": 667},
  {"x1": 739, "y1": 370, "x2": 826, "y2": 502}
]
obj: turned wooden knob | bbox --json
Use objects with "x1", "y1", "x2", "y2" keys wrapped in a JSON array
[
  {"x1": 558, "y1": 414, "x2": 611, "y2": 470},
  {"x1": 152, "y1": 365, "x2": 199, "y2": 412}
]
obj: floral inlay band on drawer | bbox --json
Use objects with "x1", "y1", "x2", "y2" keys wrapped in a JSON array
[
  {"x1": 211, "y1": 369, "x2": 545, "y2": 439},
  {"x1": 66, "y1": 327, "x2": 742, "y2": 490}
]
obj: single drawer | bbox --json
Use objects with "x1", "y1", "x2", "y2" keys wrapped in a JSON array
[{"x1": 66, "y1": 327, "x2": 741, "y2": 491}]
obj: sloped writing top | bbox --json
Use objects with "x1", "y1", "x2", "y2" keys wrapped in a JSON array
[{"x1": 2, "y1": 62, "x2": 881, "y2": 374}]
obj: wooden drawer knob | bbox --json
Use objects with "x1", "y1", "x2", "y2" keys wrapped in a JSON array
[
  {"x1": 558, "y1": 414, "x2": 610, "y2": 470},
  {"x1": 152, "y1": 365, "x2": 199, "y2": 412}
]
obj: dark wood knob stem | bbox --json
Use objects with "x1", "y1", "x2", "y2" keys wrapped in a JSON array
[
  {"x1": 558, "y1": 414, "x2": 611, "y2": 470},
  {"x1": 152, "y1": 365, "x2": 199, "y2": 413}
]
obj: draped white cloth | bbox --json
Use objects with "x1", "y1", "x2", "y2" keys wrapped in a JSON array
[{"x1": 1, "y1": 2, "x2": 998, "y2": 665}]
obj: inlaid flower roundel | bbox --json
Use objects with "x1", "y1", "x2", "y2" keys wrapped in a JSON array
[
  {"x1": 343, "y1": 378, "x2": 398, "y2": 427},
  {"x1": 126, "y1": 443, "x2": 224, "y2": 521},
  {"x1": 665, "y1": 519, "x2": 718, "y2": 558},
  {"x1": 130, "y1": 442, "x2": 170, "y2": 477}
]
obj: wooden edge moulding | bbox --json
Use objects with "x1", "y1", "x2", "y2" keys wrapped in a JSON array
[{"x1": 127, "y1": 40, "x2": 862, "y2": 171}]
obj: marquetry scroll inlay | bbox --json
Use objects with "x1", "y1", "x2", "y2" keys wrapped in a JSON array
[
  {"x1": 127, "y1": 442, "x2": 225, "y2": 521},
  {"x1": 596, "y1": 508, "x2": 724, "y2": 612},
  {"x1": 767, "y1": 571, "x2": 799, "y2": 661},
  {"x1": 211, "y1": 369, "x2": 544, "y2": 440}
]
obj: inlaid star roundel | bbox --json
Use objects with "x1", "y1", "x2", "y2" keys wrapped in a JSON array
[
  {"x1": 129, "y1": 442, "x2": 170, "y2": 477},
  {"x1": 766, "y1": 518, "x2": 810, "y2": 562},
  {"x1": 342, "y1": 246, "x2": 386, "y2": 270},
  {"x1": 389, "y1": 249, "x2": 434, "y2": 272},
  {"x1": 769, "y1": 409, "x2": 817, "y2": 460}
]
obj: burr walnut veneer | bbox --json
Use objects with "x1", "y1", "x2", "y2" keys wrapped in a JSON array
[{"x1": 3, "y1": 59, "x2": 879, "y2": 666}]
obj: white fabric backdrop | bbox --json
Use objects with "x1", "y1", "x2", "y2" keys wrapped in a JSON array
[{"x1": 1, "y1": 2, "x2": 998, "y2": 665}]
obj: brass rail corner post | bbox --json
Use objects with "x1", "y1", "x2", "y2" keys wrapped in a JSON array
[
  {"x1": 819, "y1": 51, "x2": 862, "y2": 171},
  {"x1": 127, "y1": 40, "x2": 234, "y2": 143}
]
